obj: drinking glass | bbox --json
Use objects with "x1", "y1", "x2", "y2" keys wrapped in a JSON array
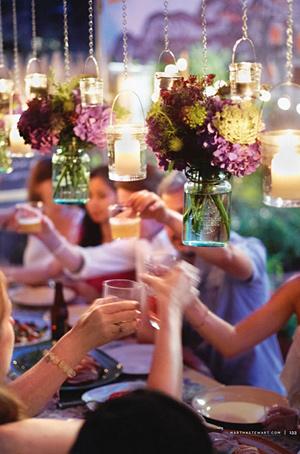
[
  {"x1": 15, "y1": 201, "x2": 43, "y2": 234},
  {"x1": 144, "y1": 252, "x2": 178, "y2": 329},
  {"x1": 109, "y1": 204, "x2": 141, "y2": 240},
  {"x1": 102, "y1": 279, "x2": 143, "y2": 303}
]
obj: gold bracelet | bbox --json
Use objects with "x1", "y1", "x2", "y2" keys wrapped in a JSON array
[{"x1": 43, "y1": 349, "x2": 76, "y2": 379}]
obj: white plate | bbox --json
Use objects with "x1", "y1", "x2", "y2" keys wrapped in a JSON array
[
  {"x1": 9, "y1": 286, "x2": 76, "y2": 307},
  {"x1": 192, "y1": 385, "x2": 289, "y2": 425},
  {"x1": 101, "y1": 343, "x2": 154, "y2": 374},
  {"x1": 82, "y1": 380, "x2": 146, "y2": 409},
  {"x1": 13, "y1": 314, "x2": 51, "y2": 347}
]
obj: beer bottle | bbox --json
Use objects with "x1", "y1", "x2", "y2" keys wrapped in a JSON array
[{"x1": 51, "y1": 281, "x2": 69, "y2": 341}]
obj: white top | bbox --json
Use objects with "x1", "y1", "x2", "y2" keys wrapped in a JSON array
[
  {"x1": 24, "y1": 236, "x2": 56, "y2": 268},
  {"x1": 280, "y1": 326, "x2": 300, "y2": 409},
  {"x1": 65, "y1": 229, "x2": 176, "y2": 280}
]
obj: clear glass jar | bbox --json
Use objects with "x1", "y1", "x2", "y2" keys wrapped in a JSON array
[
  {"x1": 52, "y1": 144, "x2": 90, "y2": 204},
  {"x1": 183, "y1": 171, "x2": 231, "y2": 247}
]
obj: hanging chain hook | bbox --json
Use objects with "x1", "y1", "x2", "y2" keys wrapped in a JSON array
[
  {"x1": 63, "y1": 0, "x2": 70, "y2": 79},
  {"x1": 241, "y1": 0, "x2": 248, "y2": 39},
  {"x1": 286, "y1": 0, "x2": 293, "y2": 83},
  {"x1": 0, "y1": 0, "x2": 4, "y2": 68},
  {"x1": 88, "y1": 0, "x2": 94, "y2": 57},
  {"x1": 122, "y1": 0, "x2": 128, "y2": 80},
  {"x1": 201, "y1": 0, "x2": 208, "y2": 76},
  {"x1": 31, "y1": 0, "x2": 37, "y2": 59},
  {"x1": 163, "y1": 0, "x2": 169, "y2": 51},
  {"x1": 12, "y1": 0, "x2": 20, "y2": 92}
]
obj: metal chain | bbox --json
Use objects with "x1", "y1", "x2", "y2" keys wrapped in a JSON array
[
  {"x1": 31, "y1": 0, "x2": 37, "y2": 58},
  {"x1": 88, "y1": 0, "x2": 94, "y2": 56},
  {"x1": 201, "y1": 0, "x2": 208, "y2": 76},
  {"x1": 12, "y1": 0, "x2": 20, "y2": 91},
  {"x1": 241, "y1": 0, "x2": 248, "y2": 39},
  {"x1": 122, "y1": 0, "x2": 128, "y2": 79},
  {"x1": 163, "y1": 0, "x2": 169, "y2": 51},
  {"x1": 63, "y1": 0, "x2": 70, "y2": 79},
  {"x1": 286, "y1": 0, "x2": 293, "y2": 83},
  {"x1": 0, "y1": 0, "x2": 4, "y2": 67}
]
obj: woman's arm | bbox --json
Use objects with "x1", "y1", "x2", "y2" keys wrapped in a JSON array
[
  {"x1": 0, "y1": 418, "x2": 83, "y2": 454},
  {"x1": 185, "y1": 274, "x2": 300, "y2": 357},
  {"x1": 142, "y1": 265, "x2": 197, "y2": 398},
  {"x1": 9, "y1": 298, "x2": 140, "y2": 416},
  {"x1": 2, "y1": 259, "x2": 63, "y2": 285}
]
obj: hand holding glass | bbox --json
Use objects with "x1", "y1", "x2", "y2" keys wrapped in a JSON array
[
  {"x1": 109, "y1": 204, "x2": 141, "y2": 240},
  {"x1": 102, "y1": 279, "x2": 143, "y2": 304},
  {"x1": 16, "y1": 201, "x2": 43, "y2": 234}
]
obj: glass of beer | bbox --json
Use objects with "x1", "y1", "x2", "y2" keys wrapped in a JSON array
[
  {"x1": 109, "y1": 204, "x2": 141, "y2": 240},
  {"x1": 16, "y1": 201, "x2": 43, "y2": 234}
]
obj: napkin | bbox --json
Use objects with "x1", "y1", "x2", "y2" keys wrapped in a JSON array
[{"x1": 280, "y1": 326, "x2": 300, "y2": 410}]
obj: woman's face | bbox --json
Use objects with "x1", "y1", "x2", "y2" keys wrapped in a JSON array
[
  {"x1": 0, "y1": 282, "x2": 14, "y2": 382},
  {"x1": 86, "y1": 177, "x2": 116, "y2": 224}
]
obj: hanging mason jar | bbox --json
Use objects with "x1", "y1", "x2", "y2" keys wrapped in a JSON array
[
  {"x1": 0, "y1": 131, "x2": 12, "y2": 174},
  {"x1": 260, "y1": 82, "x2": 300, "y2": 207},
  {"x1": 106, "y1": 90, "x2": 147, "y2": 181},
  {"x1": 79, "y1": 56, "x2": 103, "y2": 108},
  {"x1": 0, "y1": 65, "x2": 13, "y2": 114},
  {"x1": 52, "y1": 142, "x2": 90, "y2": 205},
  {"x1": 152, "y1": 49, "x2": 181, "y2": 103},
  {"x1": 229, "y1": 38, "x2": 262, "y2": 100},
  {"x1": 25, "y1": 58, "x2": 48, "y2": 101},
  {"x1": 183, "y1": 170, "x2": 231, "y2": 247}
]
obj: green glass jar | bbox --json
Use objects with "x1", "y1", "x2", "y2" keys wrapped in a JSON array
[
  {"x1": 183, "y1": 170, "x2": 231, "y2": 247},
  {"x1": 52, "y1": 143, "x2": 90, "y2": 204}
]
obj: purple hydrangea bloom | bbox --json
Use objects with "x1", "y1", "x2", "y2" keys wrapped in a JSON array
[
  {"x1": 74, "y1": 105, "x2": 111, "y2": 150},
  {"x1": 212, "y1": 136, "x2": 261, "y2": 177}
]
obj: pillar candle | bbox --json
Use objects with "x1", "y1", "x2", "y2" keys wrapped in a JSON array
[{"x1": 114, "y1": 131, "x2": 140, "y2": 176}]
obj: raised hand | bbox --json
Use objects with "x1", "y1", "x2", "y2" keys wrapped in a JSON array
[
  {"x1": 71, "y1": 297, "x2": 141, "y2": 352},
  {"x1": 126, "y1": 190, "x2": 168, "y2": 223}
]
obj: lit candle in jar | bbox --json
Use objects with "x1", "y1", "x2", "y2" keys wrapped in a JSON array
[
  {"x1": 114, "y1": 130, "x2": 141, "y2": 176},
  {"x1": 25, "y1": 73, "x2": 48, "y2": 100},
  {"x1": 271, "y1": 132, "x2": 300, "y2": 199},
  {"x1": 80, "y1": 77, "x2": 103, "y2": 107},
  {"x1": 9, "y1": 115, "x2": 32, "y2": 157},
  {"x1": 236, "y1": 68, "x2": 252, "y2": 83}
]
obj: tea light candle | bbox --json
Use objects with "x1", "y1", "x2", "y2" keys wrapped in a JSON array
[
  {"x1": 25, "y1": 73, "x2": 47, "y2": 100},
  {"x1": 271, "y1": 132, "x2": 300, "y2": 199},
  {"x1": 114, "y1": 131, "x2": 141, "y2": 176}
]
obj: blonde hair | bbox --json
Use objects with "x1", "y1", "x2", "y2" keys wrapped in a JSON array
[{"x1": 0, "y1": 271, "x2": 26, "y2": 424}]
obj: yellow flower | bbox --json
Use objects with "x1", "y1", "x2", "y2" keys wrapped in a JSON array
[
  {"x1": 169, "y1": 137, "x2": 183, "y2": 152},
  {"x1": 213, "y1": 101, "x2": 261, "y2": 145},
  {"x1": 182, "y1": 104, "x2": 207, "y2": 129}
]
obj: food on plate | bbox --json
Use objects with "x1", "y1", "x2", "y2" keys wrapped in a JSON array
[
  {"x1": 108, "y1": 391, "x2": 130, "y2": 400},
  {"x1": 14, "y1": 319, "x2": 48, "y2": 344},
  {"x1": 66, "y1": 354, "x2": 104, "y2": 385}
]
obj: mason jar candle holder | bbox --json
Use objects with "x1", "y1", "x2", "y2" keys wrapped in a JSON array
[
  {"x1": 229, "y1": 38, "x2": 261, "y2": 100},
  {"x1": 152, "y1": 49, "x2": 181, "y2": 102},
  {"x1": 260, "y1": 82, "x2": 300, "y2": 207},
  {"x1": 25, "y1": 58, "x2": 48, "y2": 101},
  {"x1": 106, "y1": 124, "x2": 147, "y2": 181},
  {"x1": 0, "y1": 77, "x2": 13, "y2": 113},
  {"x1": 79, "y1": 55, "x2": 103, "y2": 108},
  {"x1": 106, "y1": 89, "x2": 147, "y2": 181}
]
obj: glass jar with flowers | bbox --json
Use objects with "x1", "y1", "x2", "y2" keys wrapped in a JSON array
[
  {"x1": 17, "y1": 77, "x2": 111, "y2": 204},
  {"x1": 146, "y1": 75, "x2": 261, "y2": 247}
]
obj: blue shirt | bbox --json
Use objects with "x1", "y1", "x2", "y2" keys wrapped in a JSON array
[{"x1": 183, "y1": 232, "x2": 285, "y2": 394}]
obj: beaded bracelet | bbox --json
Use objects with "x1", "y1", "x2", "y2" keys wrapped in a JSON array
[{"x1": 43, "y1": 349, "x2": 77, "y2": 379}]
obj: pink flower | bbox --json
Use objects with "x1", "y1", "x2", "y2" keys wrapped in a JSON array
[
  {"x1": 212, "y1": 136, "x2": 261, "y2": 177},
  {"x1": 74, "y1": 105, "x2": 111, "y2": 150}
]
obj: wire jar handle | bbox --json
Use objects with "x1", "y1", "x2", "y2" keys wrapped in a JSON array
[
  {"x1": 26, "y1": 57, "x2": 42, "y2": 74},
  {"x1": 83, "y1": 55, "x2": 100, "y2": 77},
  {"x1": 157, "y1": 48, "x2": 176, "y2": 66},
  {"x1": 231, "y1": 37, "x2": 257, "y2": 64},
  {"x1": 110, "y1": 89, "x2": 145, "y2": 126}
]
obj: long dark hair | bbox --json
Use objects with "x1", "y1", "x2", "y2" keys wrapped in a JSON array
[{"x1": 79, "y1": 166, "x2": 116, "y2": 248}]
